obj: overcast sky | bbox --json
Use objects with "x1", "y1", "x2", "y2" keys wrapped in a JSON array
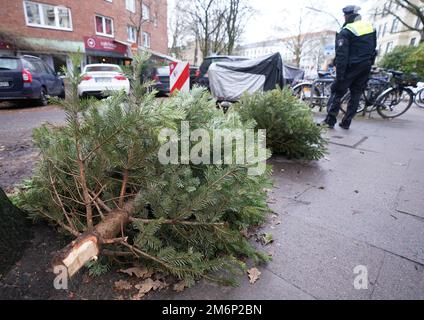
[
  {"x1": 168, "y1": 0, "x2": 374, "y2": 44},
  {"x1": 241, "y1": 0, "x2": 371, "y2": 43}
]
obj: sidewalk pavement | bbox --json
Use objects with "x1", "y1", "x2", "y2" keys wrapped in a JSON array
[{"x1": 150, "y1": 106, "x2": 424, "y2": 300}]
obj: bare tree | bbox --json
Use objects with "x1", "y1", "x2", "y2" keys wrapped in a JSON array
[
  {"x1": 381, "y1": 0, "x2": 424, "y2": 43},
  {"x1": 224, "y1": 0, "x2": 253, "y2": 54},
  {"x1": 277, "y1": 10, "x2": 317, "y2": 67},
  {"x1": 185, "y1": 0, "x2": 228, "y2": 57},
  {"x1": 305, "y1": 6, "x2": 342, "y2": 29},
  {"x1": 168, "y1": 1, "x2": 191, "y2": 59},
  {"x1": 174, "y1": 0, "x2": 252, "y2": 58}
]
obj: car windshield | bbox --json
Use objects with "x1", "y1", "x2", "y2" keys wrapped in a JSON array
[
  {"x1": 85, "y1": 65, "x2": 121, "y2": 73},
  {"x1": 0, "y1": 58, "x2": 19, "y2": 70},
  {"x1": 157, "y1": 67, "x2": 170, "y2": 76}
]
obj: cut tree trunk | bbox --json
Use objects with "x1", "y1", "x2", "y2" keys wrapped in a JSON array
[
  {"x1": 0, "y1": 187, "x2": 31, "y2": 276},
  {"x1": 52, "y1": 202, "x2": 134, "y2": 278}
]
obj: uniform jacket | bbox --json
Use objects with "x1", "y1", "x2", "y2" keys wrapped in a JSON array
[{"x1": 335, "y1": 20, "x2": 377, "y2": 80}]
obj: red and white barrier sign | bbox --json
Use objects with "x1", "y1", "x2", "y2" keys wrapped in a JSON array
[{"x1": 170, "y1": 61, "x2": 190, "y2": 93}]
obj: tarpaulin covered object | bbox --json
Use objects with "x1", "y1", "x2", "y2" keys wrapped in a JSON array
[
  {"x1": 208, "y1": 53, "x2": 304, "y2": 101},
  {"x1": 282, "y1": 64, "x2": 305, "y2": 86}
]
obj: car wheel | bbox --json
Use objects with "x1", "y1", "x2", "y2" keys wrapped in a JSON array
[
  {"x1": 58, "y1": 85, "x2": 65, "y2": 99},
  {"x1": 37, "y1": 87, "x2": 48, "y2": 106}
]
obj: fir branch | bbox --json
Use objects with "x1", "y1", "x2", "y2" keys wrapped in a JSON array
[
  {"x1": 130, "y1": 217, "x2": 226, "y2": 227},
  {"x1": 48, "y1": 168, "x2": 78, "y2": 234}
]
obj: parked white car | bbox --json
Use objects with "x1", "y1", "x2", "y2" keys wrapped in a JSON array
[{"x1": 78, "y1": 64, "x2": 130, "y2": 97}]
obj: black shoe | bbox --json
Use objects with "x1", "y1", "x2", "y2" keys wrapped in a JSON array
[
  {"x1": 339, "y1": 123, "x2": 350, "y2": 130},
  {"x1": 317, "y1": 120, "x2": 334, "y2": 129}
]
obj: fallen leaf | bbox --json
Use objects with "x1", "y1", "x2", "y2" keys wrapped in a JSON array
[
  {"x1": 119, "y1": 267, "x2": 152, "y2": 279},
  {"x1": 247, "y1": 268, "x2": 261, "y2": 284},
  {"x1": 173, "y1": 280, "x2": 187, "y2": 292},
  {"x1": 68, "y1": 292, "x2": 75, "y2": 299},
  {"x1": 114, "y1": 280, "x2": 132, "y2": 291},
  {"x1": 115, "y1": 295, "x2": 125, "y2": 300},
  {"x1": 135, "y1": 278, "x2": 155, "y2": 294},
  {"x1": 131, "y1": 292, "x2": 145, "y2": 300},
  {"x1": 261, "y1": 233, "x2": 274, "y2": 245},
  {"x1": 135, "y1": 278, "x2": 166, "y2": 294}
]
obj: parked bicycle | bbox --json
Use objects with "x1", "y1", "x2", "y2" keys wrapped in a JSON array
[
  {"x1": 294, "y1": 68, "x2": 419, "y2": 119},
  {"x1": 413, "y1": 83, "x2": 424, "y2": 109},
  {"x1": 371, "y1": 70, "x2": 418, "y2": 118},
  {"x1": 292, "y1": 70, "x2": 336, "y2": 112}
]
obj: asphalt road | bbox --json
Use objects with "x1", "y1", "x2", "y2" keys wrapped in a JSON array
[
  {"x1": 1, "y1": 101, "x2": 423, "y2": 299},
  {"x1": 0, "y1": 102, "x2": 65, "y2": 191}
]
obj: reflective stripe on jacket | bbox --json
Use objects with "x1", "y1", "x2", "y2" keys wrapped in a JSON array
[{"x1": 344, "y1": 21, "x2": 375, "y2": 36}]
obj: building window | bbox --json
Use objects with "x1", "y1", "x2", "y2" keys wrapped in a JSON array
[
  {"x1": 23, "y1": 1, "x2": 72, "y2": 31},
  {"x1": 410, "y1": 38, "x2": 417, "y2": 46},
  {"x1": 95, "y1": 15, "x2": 114, "y2": 37},
  {"x1": 127, "y1": 25, "x2": 137, "y2": 43},
  {"x1": 143, "y1": 32, "x2": 150, "y2": 48},
  {"x1": 126, "y1": 0, "x2": 135, "y2": 13},
  {"x1": 391, "y1": 18, "x2": 399, "y2": 33},
  {"x1": 382, "y1": 23, "x2": 387, "y2": 38},
  {"x1": 385, "y1": 41, "x2": 393, "y2": 53},
  {"x1": 142, "y1": 4, "x2": 150, "y2": 21}
]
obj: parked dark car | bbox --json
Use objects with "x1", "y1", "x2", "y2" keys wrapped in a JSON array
[
  {"x1": 190, "y1": 65, "x2": 199, "y2": 89},
  {"x1": 193, "y1": 55, "x2": 249, "y2": 89},
  {"x1": 0, "y1": 55, "x2": 65, "y2": 106},
  {"x1": 149, "y1": 66, "x2": 170, "y2": 96}
]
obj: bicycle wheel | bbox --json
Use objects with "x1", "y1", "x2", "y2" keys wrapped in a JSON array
[
  {"x1": 415, "y1": 88, "x2": 424, "y2": 108},
  {"x1": 376, "y1": 88, "x2": 414, "y2": 119},
  {"x1": 339, "y1": 92, "x2": 367, "y2": 114}
]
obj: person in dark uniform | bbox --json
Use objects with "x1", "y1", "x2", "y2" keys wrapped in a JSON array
[{"x1": 322, "y1": 5, "x2": 377, "y2": 129}]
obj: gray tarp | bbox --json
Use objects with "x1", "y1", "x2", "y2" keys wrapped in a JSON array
[
  {"x1": 282, "y1": 65, "x2": 305, "y2": 86},
  {"x1": 208, "y1": 53, "x2": 304, "y2": 101},
  {"x1": 209, "y1": 66, "x2": 266, "y2": 101}
]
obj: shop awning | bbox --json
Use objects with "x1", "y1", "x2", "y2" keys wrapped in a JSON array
[
  {"x1": 139, "y1": 47, "x2": 179, "y2": 63},
  {"x1": 84, "y1": 36, "x2": 131, "y2": 59}
]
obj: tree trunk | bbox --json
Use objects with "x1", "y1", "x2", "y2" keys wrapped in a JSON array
[
  {"x1": 52, "y1": 202, "x2": 134, "y2": 278},
  {"x1": 0, "y1": 187, "x2": 31, "y2": 276}
]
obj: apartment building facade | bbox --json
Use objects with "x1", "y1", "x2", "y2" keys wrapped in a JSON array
[
  {"x1": 368, "y1": 0, "x2": 423, "y2": 59},
  {"x1": 0, "y1": 0, "x2": 169, "y2": 71}
]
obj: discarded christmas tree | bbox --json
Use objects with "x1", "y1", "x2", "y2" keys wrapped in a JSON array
[
  {"x1": 18, "y1": 54, "x2": 272, "y2": 286},
  {"x1": 237, "y1": 88, "x2": 328, "y2": 160}
]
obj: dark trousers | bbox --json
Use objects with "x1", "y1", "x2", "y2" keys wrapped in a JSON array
[{"x1": 325, "y1": 61, "x2": 372, "y2": 127}]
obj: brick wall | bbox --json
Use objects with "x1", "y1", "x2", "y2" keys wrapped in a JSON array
[
  {"x1": 141, "y1": 0, "x2": 168, "y2": 53},
  {"x1": 0, "y1": 0, "x2": 168, "y2": 54}
]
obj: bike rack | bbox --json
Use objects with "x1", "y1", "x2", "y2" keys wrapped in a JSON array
[{"x1": 310, "y1": 78, "x2": 334, "y2": 112}]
